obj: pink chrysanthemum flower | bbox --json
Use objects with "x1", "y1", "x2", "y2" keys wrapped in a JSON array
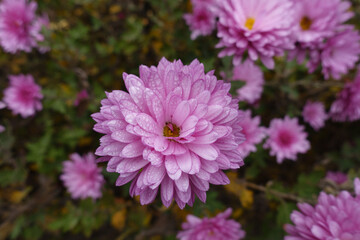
[
  {"x1": 326, "y1": 171, "x2": 348, "y2": 185},
  {"x1": 177, "y1": 208, "x2": 246, "y2": 240},
  {"x1": 330, "y1": 73, "x2": 360, "y2": 122},
  {"x1": 263, "y1": 116, "x2": 310, "y2": 164},
  {"x1": 321, "y1": 27, "x2": 360, "y2": 80},
  {"x1": 292, "y1": 0, "x2": 353, "y2": 45},
  {"x1": 232, "y1": 59, "x2": 264, "y2": 104},
  {"x1": 0, "y1": 0, "x2": 48, "y2": 53},
  {"x1": 216, "y1": 0, "x2": 295, "y2": 69},
  {"x1": 184, "y1": 3, "x2": 216, "y2": 40},
  {"x1": 92, "y1": 58, "x2": 245, "y2": 208},
  {"x1": 302, "y1": 101, "x2": 328, "y2": 131},
  {"x1": 3, "y1": 74, "x2": 43, "y2": 118},
  {"x1": 60, "y1": 153, "x2": 104, "y2": 200},
  {"x1": 285, "y1": 178, "x2": 360, "y2": 240},
  {"x1": 237, "y1": 110, "x2": 266, "y2": 158}
]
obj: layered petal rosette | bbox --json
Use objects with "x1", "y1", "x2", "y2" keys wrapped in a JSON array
[
  {"x1": 263, "y1": 116, "x2": 310, "y2": 163},
  {"x1": 216, "y1": 0, "x2": 295, "y2": 69},
  {"x1": 0, "y1": 0, "x2": 48, "y2": 53},
  {"x1": 184, "y1": 3, "x2": 216, "y2": 40},
  {"x1": 92, "y1": 58, "x2": 245, "y2": 208},
  {"x1": 60, "y1": 153, "x2": 104, "y2": 200},
  {"x1": 3, "y1": 74, "x2": 43, "y2": 118},
  {"x1": 285, "y1": 179, "x2": 360, "y2": 240},
  {"x1": 177, "y1": 208, "x2": 246, "y2": 240}
]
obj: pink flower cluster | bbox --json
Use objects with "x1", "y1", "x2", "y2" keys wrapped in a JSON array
[
  {"x1": 285, "y1": 178, "x2": 360, "y2": 239},
  {"x1": 302, "y1": 101, "x2": 328, "y2": 131},
  {"x1": 60, "y1": 153, "x2": 104, "y2": 200},
  {"x1": 177, "y1": 208, "x2": 246, "y2": 240},
  {"x1": 184, "y1": 0, "x2": 360, "y2": 78},
  {"x1": 326, "y1": 171, "x2": 348, "y2": 185},
  {"x1": 0, "y1": 0, "x2": 48, "y2": 53},
  {"x1": 3, "y1": 74, "x2": 43, "y2": 118},
  {"x1": 92, "y1": 58, "x2": 245, "y2": 208}
]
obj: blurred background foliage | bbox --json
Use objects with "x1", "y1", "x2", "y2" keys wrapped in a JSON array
[{"x1": 0, "y1": 0, "x2": 360, "y2": 239}]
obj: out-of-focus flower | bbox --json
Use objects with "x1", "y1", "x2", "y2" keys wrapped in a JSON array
[
  {"x1": 232, "y1": 59, "x2": 264, "y2": 104},
  {"x1": 3, "y1": 74, "x2": 43, "y2": 118},
  {"x1": 0, "y1": 0, "x2": 48, "y2": 53},
  {"x1": 321, "y1": 27, "x2": 360, "y2": 80},
  {"x1": 74, "y1": 89, "x2": 89, "y2": 106},
  {"x1": 302, "y1": 101, "x2": 328, "y2": 131},
  {"x1": 263, "y1": 116, "x2": 310, "y2": 164},
  {"x1": 177, "y1": 208, "x2": 246, "y2": 240},
  {"x1": 60, "y1": 153, "x2": 104, "y2": 200},
  {"x1": 184, "y1": 4, "x2": 216, "y2": 40},
  {"x1": 291, "y1": 0, "x2": 353, "y2": 47},
  {"x1": 326, "y1": 171, "x2": 348, "y2": 185},
  {"x1": 237, "y1": 110, "x2": 266, "y2": 158},
  {"x1": 285, "y1": 178, "x2": 360, "y2": 240},
  {"x1": 330, "y1": 72, "x2": 360, "y2": 122},
  {"x1": 92, "y1": 58, "x2": 246, "y2": 209},
  {"x1": 216, "y1": 0, "x2": 295, "y2": 69}
]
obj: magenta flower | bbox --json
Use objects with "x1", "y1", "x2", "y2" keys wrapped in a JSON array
[
  {"x1": 330, "y1": 73, "x2": 360, "y2": 122},
  {"x1": 237, "y1": 110, "x2": 266, "y2": 158},
  {"x1": 177, "y1": 208, "x2": 246, "y2": 240},
  {"x1": 326, "y1": 171, "x2": 348, "y2": 185},
  {"x1": 3, "y1": 74, "x2": 43, "y2": 118},
  {"x1": 263, "y1": 116, "x2": 310, "y2": 164},
  {"x1": 285, "y1": 178, "x2": 360, "y2": 240},
  {"x1": 321, "y1": 27, "x2": 360, "y2": 80},
  {"x1": 74, "y1": 89, "x2": 89, "y2": 106},
  {"x1": 302, "y1": 101, "x2": 328, "y2": 131},
  {"x1": 291, "y1": 0, "x2": 353, "y2": 44},
  {"x1": 92, "y1": 58, "x2": 245, "y2": 208},
  {"x1": 232, "y1": 59, "x2": 264, "y2": 104},
  {"x1": 0, "y1": 0, "x2": 48, "y2": 53},
  {"x1": 60, "y1": 153, "x2": 104, "y2": 200},
  {"x1": 216, "y1": 0, "x2": 295, "y2": 69},
  {"x1": 184, "y1": 4, "x2": 216, "y2": 40}
]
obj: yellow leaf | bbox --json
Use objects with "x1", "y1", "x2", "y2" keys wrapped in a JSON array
[
  {"x1": 225, "y1": 172, "x2": 254, "y2": 208},
  {"x1": 111, "y1": 208, "x2": 127, "y2": 230},
  {"x1": 9, "y1": 187, "x2": 31, "y2": 203},
  {"x1": 110, "y1": 5, "x2": 122, "y2": 14}
]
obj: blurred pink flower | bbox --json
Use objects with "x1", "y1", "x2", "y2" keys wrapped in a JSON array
[
  {"x1": 0, "y1": 0, "x2": 48, "y2": 53},
  {"x1": 92, "y1": 58, "x2": 246, "y2": 209},
  {"x1": 263, "y1": 116, "x2": 310, "y2": 164},
  {"x1": 237, "y1": 110, "x2": 266, "y2": 158},
  {"x1": 3, "y1": 74, "x2": 43, "y2": 118},
  {"x1": 326, "y1": 171, "x2": 348, "y2": 185},
  {"x1": 232, "y1": 59, "x2": 264, "y2": 104},
  {"x1": 184, "y1": 4, "x2": 216, "y2": 40},
  {"x1": 330, "y1": 72, "x2": 360, "y2": 122},
  {"x1": 216, "y1": 0, "x2": 295, "y2": 69},
  {"x1": 321, "y1": 27, "x2": 360, "y2": 80},
  {"x1": 291, "y1": 0, "x2": 353, "y2": 45},
  {"x1": 177, "y1": 208, "x2": 246, "y2": 240},
  {"x1": 285, "y1": 178, "x2": 360, "y2": 240},
  {"x1": 302, "y1": 101, "x2": 328, "y2": 131},
  {"x1": 74, "y1": 89, "x2": 89, "y2": 106},
  {"x1": 60, "y1": 153, "x2": 104, "y2": 200}
]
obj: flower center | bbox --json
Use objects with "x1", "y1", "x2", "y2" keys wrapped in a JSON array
[
  {"x1": 300, "y1": 16, "x2": 312, "y2": 30},
  {"x1": 245, "y1": 17, "x2": 255, "y2": 30},
  {"x1": 163, "y1": 122, "x2": 180, "y2": 137},
  {"x1": 278, "y1": 130, "x2": 294, "y2": 147}
]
